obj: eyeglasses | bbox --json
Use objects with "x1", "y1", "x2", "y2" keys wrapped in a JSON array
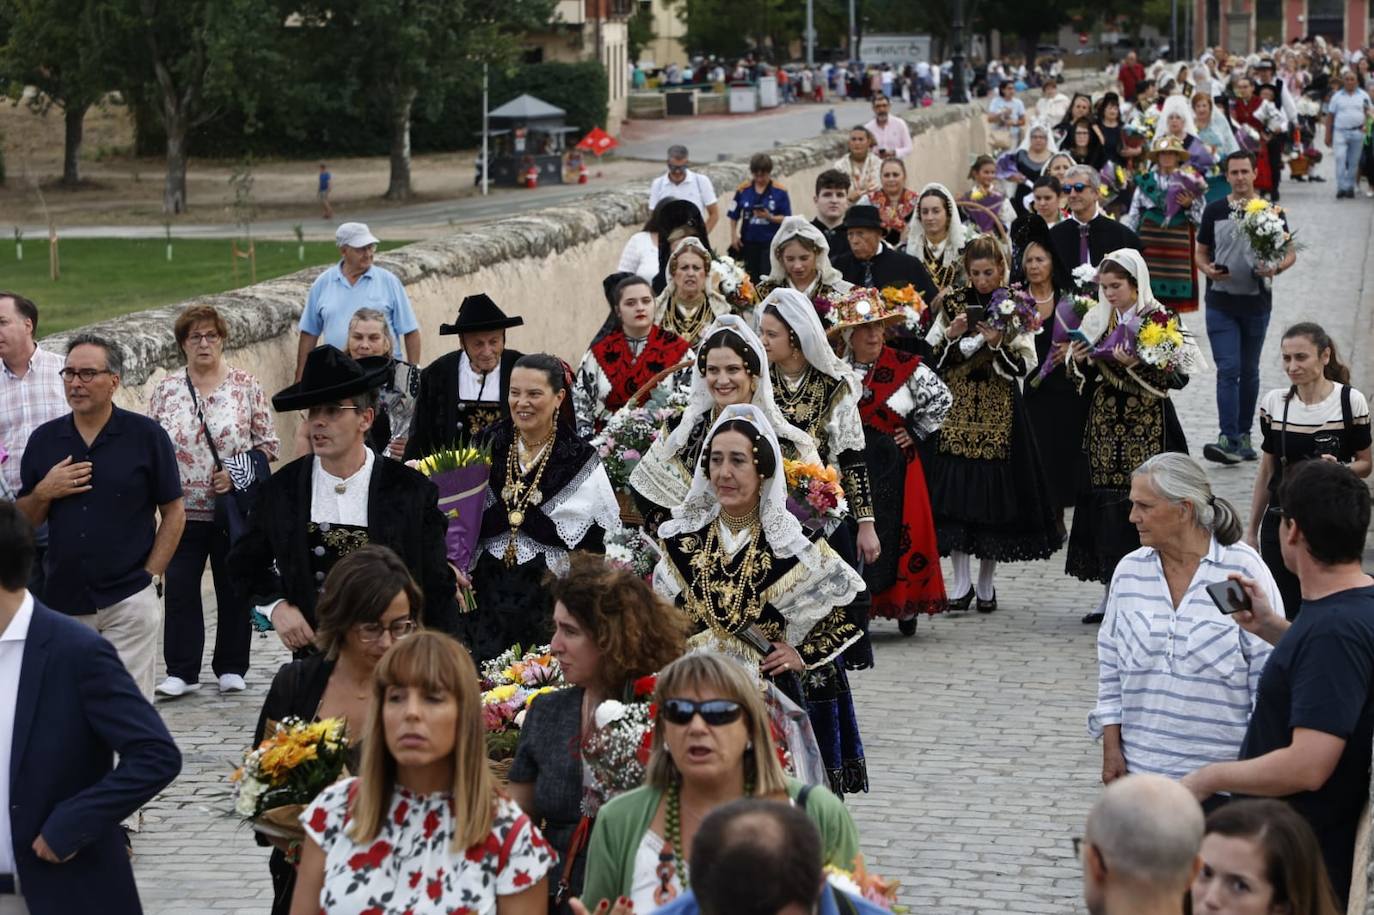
[
  {"x1": 1066, "y1": 182, "x2": 1091, "y2": 193},
  {"x1": 356, "y1": 619, "x2": 417, "y2": 643},
  {"x1": 307, "y1": 404, "x2": 364, "y2": 421},
  {"x1": 661, "y1": 698, "x2": 745, "y2": 727},
  {"x1": 58, "y1": 368, "x2": 113, "y2": 383},
  {"x1": 667, "y1": 164, "x2": 687, "y2": 174},
  {"x1": 187, "y1": 332, "x2": 221, "y2": 345}
]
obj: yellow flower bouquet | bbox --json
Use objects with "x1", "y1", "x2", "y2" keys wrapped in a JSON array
[
  {"x1": 783, "y1": 459, "x2": 847, "y2": 533},
  {"x1": 231, "y1": 717, "x2": 349, "y2": 841}
]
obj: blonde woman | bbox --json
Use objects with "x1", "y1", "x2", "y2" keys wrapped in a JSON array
[{"x1": 292, "y1": 632, "x2": 556, "y2": 914}]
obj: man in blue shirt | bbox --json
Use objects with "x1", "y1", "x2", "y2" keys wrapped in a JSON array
[
  {"x1": 1324, "y1": 69, "x2": 1374, "y2": 199},
  {"x1": 317, "y1": 162, "x2": 334, "y2": 219},
  {"x1": 16, "y1": 334, "x2": 185, "y2": 699},
  {"x1": 295, "y1": 221, "x2": 421, "y2": 380},
  {"x1": 729, "y1": 153, "x2": 792, "y2": 281}
]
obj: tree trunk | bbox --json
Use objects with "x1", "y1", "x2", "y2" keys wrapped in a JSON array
[
  {"x1": 163, "y1": 110, "x2": 189, "y2": 214},
  {"x1": 60, "y1": 103, "x2": 89, "y2": 186},
  {"x1": 384, "y1": 87, "x2": 418, "y2": 201}
]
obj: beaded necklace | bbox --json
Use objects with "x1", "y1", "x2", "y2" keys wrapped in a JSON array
[
  {"x1": 501, "y1": 427, "x2": 555, "y2": 566},
  {"x1": 719, "y1": 504, "x2": 760, "y2": 537},
  {"x1": 685, "y1": 514, "x2": 767, "y2": 633},
  {"x1": 658, "y1": 777, "x2": 755, "y2": 903}
]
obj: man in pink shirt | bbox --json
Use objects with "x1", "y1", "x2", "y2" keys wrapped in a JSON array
[{"x1": 863, "y1": 95, "x2": 912, "y2": 160}]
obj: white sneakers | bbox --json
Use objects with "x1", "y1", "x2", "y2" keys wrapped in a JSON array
[
  {"x1": 218, "y1": 674, "x2": 247, "y2": 693},
  {"x1": 155, "y1": 676, "x2": 201, "y2": 697},
  {"x1": 155, "y1": 674, "x2": 247, "y2": 696}
]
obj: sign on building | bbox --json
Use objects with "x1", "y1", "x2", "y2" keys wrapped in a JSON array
[{"x1": 857, "y1": 34, "x2": 934, "y2": 66}]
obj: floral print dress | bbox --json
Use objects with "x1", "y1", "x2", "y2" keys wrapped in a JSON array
[{"x1": 302, "y1": 778, "x2": 556, "y2": 914}]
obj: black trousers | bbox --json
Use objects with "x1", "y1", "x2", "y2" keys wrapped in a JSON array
[
  {"x1": 1259, "y1": 508, "x2": 1302, "y2": 621},
  {"x1": 164, "y1": 519, "x2": 252, "y2": 681},
  {"x1": 740, "y1": 240, "x2": 772, "y2": 282}
]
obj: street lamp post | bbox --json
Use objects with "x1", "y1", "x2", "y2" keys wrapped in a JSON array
[{"x1": 949, "y1": 0, "x2": 969, "y2": 104}]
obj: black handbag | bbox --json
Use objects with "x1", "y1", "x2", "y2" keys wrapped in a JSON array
[{"x1": 186, "y1": 372, "x2": 266, "y2": 544}]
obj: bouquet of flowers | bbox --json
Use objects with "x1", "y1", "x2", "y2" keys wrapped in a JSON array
[
  {"x1": 1232, "y1": 197, "x2": 1298, "y2": 270},
  {"x1": 1134, "y1": 310, "x2": 1189, "y2": 371},
  {"x1": 408, "y1": 444, "x2": 492, "y2": 575},
  {"x1": 711, "y1": 254, "x2": 758, "y2": 310},
  {"x1": 1098, "y1": 161, "x2": 1131, "y2": 201},
  {"x1": 880, "y1": 284, "x2": 928, "y2": 332},
  {"x1": 826, "y1": 856, "x2": 904, "y2": 912},
  {"x1": 581, "y1": 674, "x2": 659, "y2": 815},
  {"x1": 1124, "y1": 108, "x2": 1159, "y2": 148},
  {"x1": 782, "y1": 460, "x2": 847, "y2": 533},
  {"x1": 1254, "y1": 99, "x2": 1287, "y2": 134},
  {"x1": 1164, "y1": 167, "x2": 1208, "y2": 222},
  {"x1": 985, "y1": 285, "x2": 1042, "y2": 338},
  {"x1": 994, "y1": 151, "x2": 1021, "y2": 181},
  {"x1": 1187, "y1": 140, "x2": 1217, "y2": 174},
  {"x1": 480, "y1": 644, "x2": 565, "y2": 761},
  {"x1": 1235, "y1": 123, "x2": 1263, "y2": 153},
  {"x1": 1072, "y1": 263, "x2": 1099, "y2": 295},
  {"x1": 1031, "y1": 292, "x2": 1096, "y2": 387},
  {"x1": 604, "y1": 525, "x2": 660, "y2": 579},
  {"x1": 592, "y1": 405, "x2": 659, "y2": 491},
  {"x1": 231, "y1": 717, "x2": 349, "y2": 841}
]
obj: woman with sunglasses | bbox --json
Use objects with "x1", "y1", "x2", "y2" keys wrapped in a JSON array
[
  {"x1": 652, "y1": 405, "x2": 868, "y2": 797},
  {"x1": 577, "y1": 651, "x2": 860, "y2": 911},
  {"x1": 254, "y1": 545, "x2": 421, "y2": 915}
]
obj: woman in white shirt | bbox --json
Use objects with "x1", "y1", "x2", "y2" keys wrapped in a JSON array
[{"x1": 617, "y1": 201, "x2": 667, "y2": 281}]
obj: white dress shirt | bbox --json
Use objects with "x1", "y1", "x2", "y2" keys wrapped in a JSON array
[
  {"x1": 0, "y1": 591, "x2": 35, "y2": 875},
  {"x1": 457, "y1": 353, "x2": 501, "y2": 403},
  {"x1": 310, "y1": 449, "x2": 374, "y2": 526}
]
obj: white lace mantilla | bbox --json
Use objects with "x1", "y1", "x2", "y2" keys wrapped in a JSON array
[{"x1": 479, "y1": 451, "x2": 622, "y2": 568}]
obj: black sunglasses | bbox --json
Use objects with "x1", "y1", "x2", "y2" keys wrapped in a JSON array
[
  {"x1": 1066, "y1": 182, "x2": 1091, "y2": 193},
  {"x1": 661, "y1": 698, "x2": 745, "y2": 727}
]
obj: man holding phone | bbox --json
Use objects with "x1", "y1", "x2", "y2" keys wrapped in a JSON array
[
  {"x1": 728, "y1": 152, "x2": 791, "y2": 281},
  {"x1": 1197, "y1": 151, "x2": 1297, "y2": 465},
  {"x1": 1182, "y1": 460, "x2": 1374, "y2": 909}
]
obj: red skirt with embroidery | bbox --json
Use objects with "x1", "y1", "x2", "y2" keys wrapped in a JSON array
[{"x1": 865, "y1": 431, "x2": 947, "y2": 619}]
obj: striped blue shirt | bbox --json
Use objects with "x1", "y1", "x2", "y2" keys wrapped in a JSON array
[{"x1": 1089, "y1": 538, "x2": 1279, "y2": 778}]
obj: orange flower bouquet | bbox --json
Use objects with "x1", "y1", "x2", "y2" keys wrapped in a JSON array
[{"x1": 231, "y1": 717, "x2": 350, "y2": 842}]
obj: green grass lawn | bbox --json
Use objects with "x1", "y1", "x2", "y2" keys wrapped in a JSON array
[{"x1": 0, "y1": 237, "x2": 411, "y2": 336}]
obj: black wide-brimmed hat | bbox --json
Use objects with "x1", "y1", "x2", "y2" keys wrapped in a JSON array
[
  {"x1": 841, "y1": 204, "x2": 883, "y2": 231},
  {"x1": 439, "y1": 293, "x2": 524, "y2": 336},
  {"x1": 272, "y1": 346, "x2": 391, "y2": 412}
]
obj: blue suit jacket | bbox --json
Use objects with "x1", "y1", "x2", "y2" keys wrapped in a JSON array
[{"x1": 9, "y1": 601, "x2": 181, "y2": 914}]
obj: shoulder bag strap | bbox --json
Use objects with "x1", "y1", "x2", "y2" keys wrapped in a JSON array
[
  {"x1": 1280, "y1": 385, "x2": 1294, "y2": 469},
  {"x1": 186, "y1": 370, "x2": 224, "y2": 471},
  {"x1": 796, "y1": 784, "x2": 815, "y2": 811},
  {"x1": 553, "y1": 814, "x2": 594, "y2": 905},
  {"x1": 1342, "y1": 383, "x2": 1354, "y2": 432}
]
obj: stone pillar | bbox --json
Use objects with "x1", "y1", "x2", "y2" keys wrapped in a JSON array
[{"x1": 1196, "y1": 0, "x2": 1211, "y2": 53}]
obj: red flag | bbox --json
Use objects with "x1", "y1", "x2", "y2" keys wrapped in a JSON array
[{"x1": 576, "y1": 127, "x2": 618, "y2": 156}]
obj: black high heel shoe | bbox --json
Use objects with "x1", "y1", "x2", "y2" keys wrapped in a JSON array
[
  {"x1": 949, "y1": 590, "x2": 974, "y2": 612},
  {"x1": 898, "y1": 616, "x2": 919, "y2": 636},
  {"x1": 976, "y1": 591, "x2": 998, "y2": 613}
]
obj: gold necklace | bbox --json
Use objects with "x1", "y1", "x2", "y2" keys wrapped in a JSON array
[
  {"x1": 719, "y1": 504, "x2": 760, "y2": 536},
  {"x1": 686, "y1": 521, "x2": 768, "y2": 634},
  {"x1": 501, "y1": 429, "x2": 555, "y2": 565}
]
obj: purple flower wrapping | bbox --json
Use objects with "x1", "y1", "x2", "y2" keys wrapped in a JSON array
[
  {"x1": 1034, "y1": 296, "x2": 1091, "y2": 385},
  {"x1": 431, "y1": 463, "x2": 492, "y2": 573},
  {"x1": 995, "y1": 151, "x2": 1020, "y2": 181},
  {"x1": 1088, "y1": 314, "x2": 1143, "y2": 361},
  {"x1": 1164, "y1": 170, "x2": 1208, "y2": 222}
]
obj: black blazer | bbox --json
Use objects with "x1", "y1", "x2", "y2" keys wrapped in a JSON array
[
  {"x1": 404, "y1": 348, "x2": 524, "y2": 460},
  {"x1": 831, "y1": 245, "x2": 939, "y2": 304},
  {"x1": 1049, "y1": 215, "x2": 1143, "y2": 271},
  {"x1": 228, "y1": 455, "x2": 459, "y2": 636},
  {"x1": 11, "y1": 602, "x2": 181, "y2": 915}
]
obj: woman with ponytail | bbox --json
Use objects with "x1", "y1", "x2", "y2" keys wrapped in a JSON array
[
  {"x1": 1089, "y1": 453, "x2": 1280, "y2": 787},
  {"x1": 1247, "y1": 323, "x2": 1372, "y2": 619}
]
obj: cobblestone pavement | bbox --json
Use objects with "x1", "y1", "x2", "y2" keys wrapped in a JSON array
[{"x1": 133, "y1": 169, "x2": 1374, "y2": 914}]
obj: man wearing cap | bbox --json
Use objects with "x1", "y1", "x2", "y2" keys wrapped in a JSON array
[
  {"x1": 404, "y1": 294, "x2": 524, "y2": 460},
  {"x1": 830, "y1": 204, "x2": 937, "y2": 300},
  {"x1": 295, "y1": 222, "x2": 421, "y2": 381},
  {"x1": 230, "y1": 346, "x2": 459, "y2": 652}
]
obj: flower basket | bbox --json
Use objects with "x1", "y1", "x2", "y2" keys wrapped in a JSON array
[
  {"x1": 252, "y1": 803, "x2": 308, "y2": 843},
  {"x1": 488, "y1": 756, "x2": 515, "y2": 788},
  {"x1": 616, "y1": 490, "x2": 644, "y2": 527}
]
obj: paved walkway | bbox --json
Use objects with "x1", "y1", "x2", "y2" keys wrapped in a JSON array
[{"x1": 130, "y1": 165, "x2": 1374, "y2": 914}]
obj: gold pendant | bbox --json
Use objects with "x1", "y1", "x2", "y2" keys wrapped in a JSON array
[
  {"x1": 528, "y1": 488, "x2": 542, "y2": 504},
  {"x1": 501, "y1": 484, "x2": 516, "y2": 501},
  {"x1": 508, "y1": 509, "x2": 525, "y2": 528}
]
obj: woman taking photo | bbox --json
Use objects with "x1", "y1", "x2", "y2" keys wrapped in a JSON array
[
  {"x1": 755, "y1": 216, "x2": 853, "y2": 311},
  {"x1": 465, "y1": 354, "x2": 622, "y2": 661},
  {"x1": 858, "y1": 158, "x2": 919, "y2": 246},
  {"x1": 292, "y1": 631, "x2": 556, "y2": 914},
  {"x1": 508, "y1": 553, "x2": 688, "y2": 910},
  {"x1": 923, "y1": 235, "x2": 1062, "y2": 612},
  {"x1": 573, "y1": 275, "x2": 691, "y2": 440},
  {"x1": 630, "y1": 316, "x2": 818, "y2": 532},
  {"x1": 1247, "y1": 323, "x2": 1372, "y2": 619},
  {"x1": 1066, "y1": 251, "x2": 1200, "y2": 623},
  {"x1": 838, "y1": 292, "x2": 952, "y2": 634},
  {"x1": 653, "y1": 237, "x2": 732, "y2": 346},
  {"x1": 578, "y1": 651, "x2": 860, "y2": 910},
  {"x1": 149, "y1": 303, "x2": 279, "y2": 699},
  {"x1": 344, "y1": 307, "x2": 419, "y2": 460},
  {"x1": 1122, "y1": 135, "x2": 1206, "y2": 313},
  {"x1": 904, "y1": 183, "x2": 969, "y2": 304},
  {"x1": 653, "y1": 406, "x2": 869, "y2": 796},
  {"x1": 258, "y1": 545, "x2": 420, "y2": 915},
  {"x1": 1192, "y1": 800, "x2": 1341, "y2": 915}
]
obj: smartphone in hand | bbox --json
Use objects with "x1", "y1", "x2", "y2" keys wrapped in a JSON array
[
  {"x1": 963, "y1": 304, "x2": 986, "y2": 328},
  {"x1": 1205, "y1": 580, "x2": 1252, "y2": 615}
]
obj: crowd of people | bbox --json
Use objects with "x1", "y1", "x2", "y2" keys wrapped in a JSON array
[{"x1": 0, "y1": 39, "x2": 1373, "y2": 915}]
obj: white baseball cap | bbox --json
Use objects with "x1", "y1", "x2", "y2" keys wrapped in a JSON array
[{"x1": 335, "y1": 222, "x2": 379, "y2": 249}]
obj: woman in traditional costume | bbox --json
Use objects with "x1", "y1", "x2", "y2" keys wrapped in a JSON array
[
  {"x1": 922, "y1": 235, "x2": 1062, "y2": 612},
  {"x1": 834, "y1": 289, "x2": 952, "y2": 635},
  {"x1": 463, "y1": 354, "x2": 622, "y2": 661},
  {"x1": 653, "y1": 237, "x2": 731, "y2": 346},
  {"x1": 573, "y1": 274, "x2": 691, "y2": 440},
  {"x1": 629, "y1": 316, "x2": 819, "y2": 532},
  {"x1": 755, "y1": 216, "x2": 853, "y2": 318},
  {"x1": 653, "y1": 404, "x2": 869, "y2": 794},
  {"x1": 1122, "y1": 134, "x2": 1207, "y2": 313},
  {"x1": 958, "y1": 155, "x2": 1015, "y2": 233},
  {"x1": 1066, "y1": 250, "x2": 1201, "y2": 623},
  {"x1": 904, "y1": 183, "x2": 969, "y2": 311}
]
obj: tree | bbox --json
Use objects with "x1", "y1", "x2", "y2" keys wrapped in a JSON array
[
  {"x1": 627, "y1": 2, "x2": 656, "y2": 62},
  {"x1": 106, "y1": 0, "x2": 282, "y2": 213},
  {"x1": 0, "y1": 0, "x2": 112, "y2": 185}
]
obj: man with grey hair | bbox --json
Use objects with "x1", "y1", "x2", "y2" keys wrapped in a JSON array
[
  {"x1": 1050, "y1": 165, "x2": 1142, "y2": 272},
  {"x1": 1081, "y1": 774, "x2": 1204, "y2": 915},
  {"x1": 16, "y1": 334, "x2": 185, "y2": 699},
  {"x1": 648, "y1": 144, "x2": 720, "y2": 231}
]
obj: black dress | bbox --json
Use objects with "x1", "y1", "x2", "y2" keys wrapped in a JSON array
[{"x1": 1024, "y1": 313, "x2": 1089, "y2": 510}]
